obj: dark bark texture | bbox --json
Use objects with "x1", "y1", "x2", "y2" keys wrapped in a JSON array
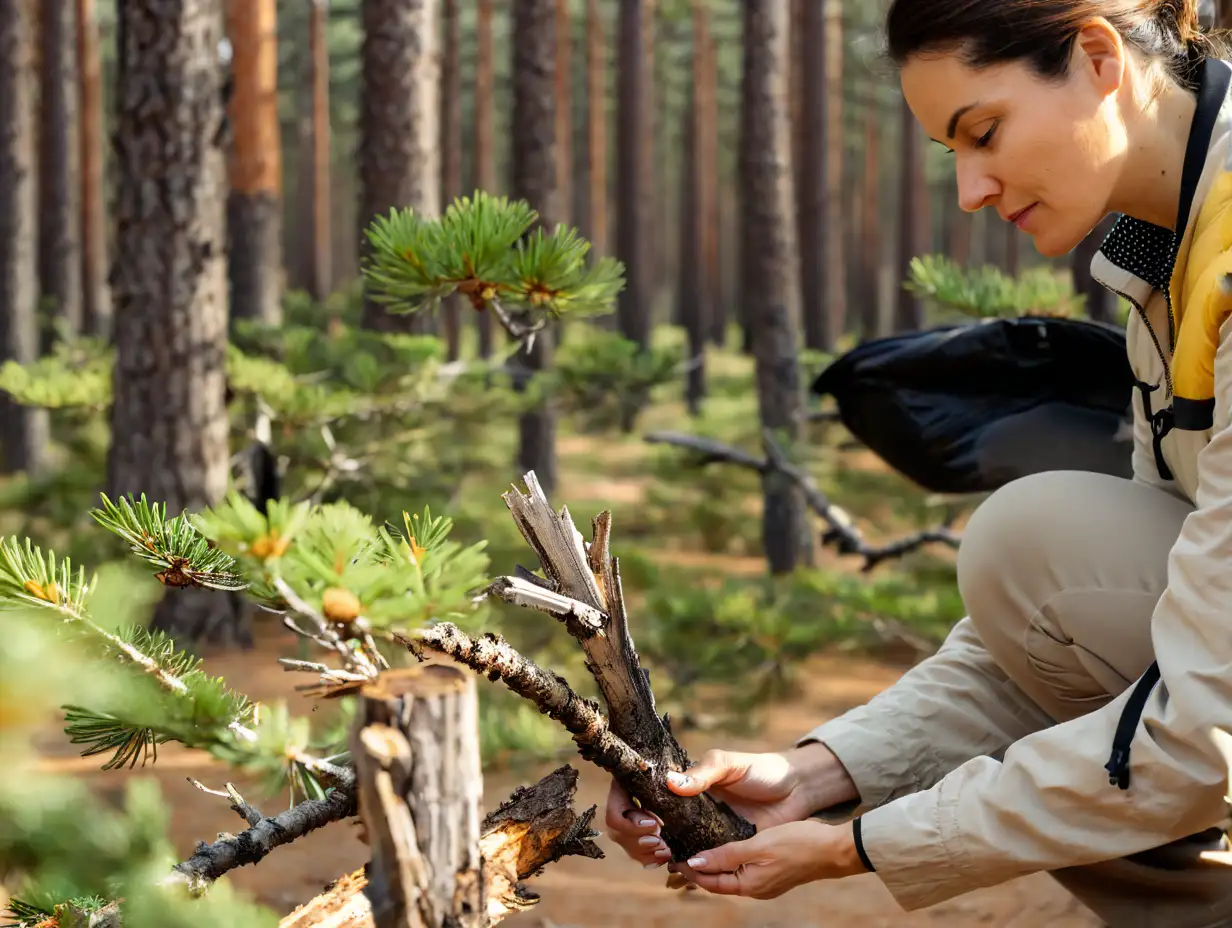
[
  {"x1": 38, "y1": 0, "x2": 83, "y2": 346},
  {"x1": 0, "y1": 0, "x2": 49, "y2": 474},
  {"x1": 510, "y1": 0, "x2": 559, "y2": 496},
  {"x1": 227, "y1": 192, "x2": 282, "y2": 327},
  {"x1": 615, "y1": 0, "x2": 651, "y2": 350},
  {"x1": 358, "y1": 0, "x2": 439, "y2": 335},
  {"x1": 472, "y1": 0, "x2": 495, "y2": 359},
  {"x1": 740, "y1": 0, "x2": 811, "y2": 574},
  {"x1": 107, "y1": 0, "x2": 237, "y2": 646},
  {"x1": 439, "y1": 0, "x2": 462, "y2": 360}
]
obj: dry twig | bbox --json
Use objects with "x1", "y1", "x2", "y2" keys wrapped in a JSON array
[{"x1": 644, "y1": 428, "x2": 962, "y2": 571}]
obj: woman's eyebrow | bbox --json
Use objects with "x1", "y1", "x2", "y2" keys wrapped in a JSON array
[{"x1": 947, "y1": 102, "x2": 981, "y2": 138}]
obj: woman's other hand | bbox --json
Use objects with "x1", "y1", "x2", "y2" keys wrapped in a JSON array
[
  {"x1": 671, "y1": 819, "x2": 867, "y2": 898},
  {"x1": 603, "y1": 742, "x2": 858, "y2": 869}
]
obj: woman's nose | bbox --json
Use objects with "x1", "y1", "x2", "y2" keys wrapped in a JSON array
[{"x1": 956, "y1": 160, "x2": 1001, "y2": 213}]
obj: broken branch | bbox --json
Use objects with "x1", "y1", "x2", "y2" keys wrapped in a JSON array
[
  {"x1": 164, "y1": 786, "x2": 356, "y2": 895},
  {"x1": 411, "y1": 471, "x2": 757, "y2": 863},
  {"x1": 644, "y1": 429, "x2": 962, "y2": 571}
]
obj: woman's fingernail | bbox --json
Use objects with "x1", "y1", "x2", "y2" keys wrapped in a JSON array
[
  {"x1": 666, "y1": 771, "x2": 690, "y2": 786},
  {"x1": 644, "y1": 862, "x2": 663, "y2": 870},
  {"x1": 638, "y1": 835, "x2": 659, "y2": 847},
  {"x1": 655, "y1": 847, "x2": 671, "y2": 859},
  {"x1": 638, "y1": 818, "x2": 656, "y2": 828},
  {"x1": 686, "y1": 857, "x2": 706, "y2": 868}
]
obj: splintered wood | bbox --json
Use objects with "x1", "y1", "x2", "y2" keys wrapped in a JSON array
[{"x1": 410, "y1": 471, "x2": 756, "y2": 864}]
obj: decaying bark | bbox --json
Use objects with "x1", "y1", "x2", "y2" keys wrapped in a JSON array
[
  {"x1": 278, "y1": 765, "x2": 602, "y2": 928},
  {"x1": 403, "y1": 471, "x2": 757, "y2": 863}
]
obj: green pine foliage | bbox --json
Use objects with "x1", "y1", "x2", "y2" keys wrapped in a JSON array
[
  {"x1": 362, "y1": 191, "x2": 625, "y2": 334},
  {"x1": 904, "y1": 254, "x2": 1087, "y2": 320},
  {"x1": 0, "y1": 478, "x2": 491, "y2": 924}
]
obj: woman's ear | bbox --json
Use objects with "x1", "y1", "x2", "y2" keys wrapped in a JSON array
[{"x1": 1073, "y1": 17, "x2": 1128, "y2": 98}]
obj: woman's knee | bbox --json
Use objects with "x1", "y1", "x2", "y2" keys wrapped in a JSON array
[
  {"x1": 956, "y1": 471, "x2": 1075, "y2": 637},
  {"x1": 955, "y1": 470, "x2": 1182, "y2": 716}
]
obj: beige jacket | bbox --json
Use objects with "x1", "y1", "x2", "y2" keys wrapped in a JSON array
[{"x1": 800, "y1": 58, "x2": 1232, "y2": 911}]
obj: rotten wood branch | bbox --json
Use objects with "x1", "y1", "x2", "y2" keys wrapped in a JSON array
[
  {"x1": 408, "y1": 471, "x2": 757, "y2": 863},
  {"x1": 644, "y1": 429, "x2": 963, "y2": 571}
]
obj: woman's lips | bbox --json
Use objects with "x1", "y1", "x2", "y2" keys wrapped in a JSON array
[{"x1": 1009, "y1": 203, "x2": 1038, "y2": 230}]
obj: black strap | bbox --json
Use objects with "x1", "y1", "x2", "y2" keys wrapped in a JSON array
[
  {"x1": 1105, "y1": 661, "x2": 1162, "y2": 791},
  {"x1": 852, "y1": 817, "x2": 876, "y2": 872},
  {"x1": 1135, "y1": 380, "x2": 1175, "y2": 481}
]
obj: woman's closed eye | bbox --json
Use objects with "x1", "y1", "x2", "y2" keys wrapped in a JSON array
[{"x1": 974, "y1": 120, "x2": 999, "y2": 149}]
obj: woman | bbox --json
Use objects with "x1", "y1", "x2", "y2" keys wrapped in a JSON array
[{"x1": 606, "y1": 2, "x2": 1232, "y2": 925}]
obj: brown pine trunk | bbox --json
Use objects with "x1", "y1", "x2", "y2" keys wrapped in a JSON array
[
  {"x1": 38, "y1": 0, "x2": 82, "y2": 346},
  {"x1": 894, "y1": 96, "x2": 925, "y2": 332},
  {"x1": 859, "y1": 105, "x2": 881, "y2": 339},
  {"x1": 108, "y1": 0, "x2": 239, "y2": 647},
  {"x1": 699, "y1": 30, "x2": 721, "y2": 349},
  {"x1": 511, "y1": 0, "x2": 559, "y2": 495},
  {"x1": 677, "y1": 0, "x2": 710, "y2": 415},
  {"x1": 76, "y1": 0, "x2": 109, "y2": 338},
  {"x1": 440, "y1": 0, "x2": 462, "y2": 360},
  {"x1": 615, "y1": 0, "x2": 651, "y2": 350},
  {"x1": 823, "y1": 0, "x2": 846, "y2": 340},
  {"x1": 227, "y1": 0, "x2": 283, "y2": 329},
  {"x1": 555, "y1": 0, "x2": 572, "y2": 226},
  {"x1": 741, "y1": 0, "x2": 811, "y2": 574},
  {"x1": 581, "y1": 0, "x2": 607, "y2": 258},
  {"x1": 1218, "y1": 0, "x2": 1232, "y2": 29},
  {"x1": 0, "y1": 0, "x2": 49, "y2": 474},
  {"x1": 359, "y1": 0, "x2": 440, "y2": 335},
  {"x1": 473, "y1": 0, "x2": 495, "y2": 359},
  {"x1": 299, "y1": 0, "x2": 331, "y2": 305},
  {"x1": 796, "y1": 0, "x2": 830, "y2": 351}
]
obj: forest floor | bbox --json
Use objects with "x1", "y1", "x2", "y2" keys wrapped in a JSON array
[{"x1": 29, "y1": 621, "x2": 1098, "y2": 928}]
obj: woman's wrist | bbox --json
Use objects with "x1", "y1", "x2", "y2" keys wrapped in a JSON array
[{"x1": 787, "y1": 741, "x2": 860, "y2": 815}]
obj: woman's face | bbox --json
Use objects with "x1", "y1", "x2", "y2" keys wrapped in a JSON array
[{"x1": 899, "y1": 37, "x2": 1127, "y2": 258}]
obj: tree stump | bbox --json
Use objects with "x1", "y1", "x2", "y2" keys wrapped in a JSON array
[
  {"x1": 346, "y1": 658, "x2": 602, "y2": 928},
  {"x1": 350, "y1": 660, "x2": 484, "y2": 928}
]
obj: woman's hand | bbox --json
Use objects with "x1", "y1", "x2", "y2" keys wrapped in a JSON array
[
  {"x1": 670, "y1": 819, "x2": 867, "y2": 898},
  {"x1": 603, "y1": 742, "x2": 858, "y2": 869}
]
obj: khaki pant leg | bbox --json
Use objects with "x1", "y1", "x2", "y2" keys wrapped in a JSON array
[{"x1": 958, "y1": 470, "x2": 1232, "y2": 928}]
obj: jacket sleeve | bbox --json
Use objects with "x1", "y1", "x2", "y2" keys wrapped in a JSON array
[
  {"x1": 855, "y1": 316, "x2": 1232, "y2": 912},
  {"x1": 798, "y1": 617, "x2": 1052, "y2": 823}
]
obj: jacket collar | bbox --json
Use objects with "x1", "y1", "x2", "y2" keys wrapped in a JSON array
[{"x1": 1090, "y1": 58, "x2": 1232, "y2": 327}]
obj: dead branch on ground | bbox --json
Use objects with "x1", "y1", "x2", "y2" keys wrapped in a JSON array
[{"x1": 643, "y1": 429, "x2": 962, "y2": 571}]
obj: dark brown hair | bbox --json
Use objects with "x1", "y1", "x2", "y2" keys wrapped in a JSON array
[{"x1": 885, "y1": 0, "x2": 1226, "y2": 91}]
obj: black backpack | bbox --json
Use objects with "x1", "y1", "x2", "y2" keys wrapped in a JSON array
[{"x1": 810, "y1": 316, "x2": 1136, "y2": 495}]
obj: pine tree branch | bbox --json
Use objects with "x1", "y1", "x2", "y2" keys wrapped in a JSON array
[
  {"x1": 644, "y1": 429, "x2": 963, "y2": 571},
  {"x1": 395, "y1": 625, "x2": 650, "y2": 777},
  {"x1": 163, "y1": 786, "x2": 357, "y2": 894}
]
